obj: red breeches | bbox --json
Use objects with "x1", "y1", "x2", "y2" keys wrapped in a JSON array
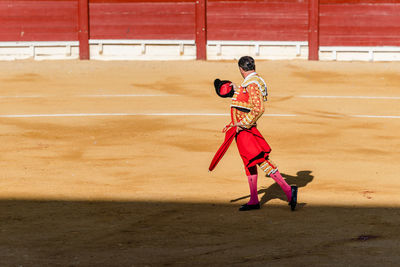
[{"x1": 235, "y1": 127, "x2": 272, "y2": 175}]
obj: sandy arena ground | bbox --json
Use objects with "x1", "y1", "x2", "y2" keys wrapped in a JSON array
[{"x1": 0, "y1": 59, "x2": 399, "y2": 266}]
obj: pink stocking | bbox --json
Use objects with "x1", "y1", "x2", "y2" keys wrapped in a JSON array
[
  {"x1": 247, "y1": 174, "x2": 259, "y2": 205},
  {"x1": 270, "y1": 170, "x2": 292, "y2": 201}
]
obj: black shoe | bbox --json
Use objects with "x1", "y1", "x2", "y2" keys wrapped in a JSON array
[
  {"x1": 289, "y1": 186, "x2": 298, "y2": 211},
  {"x1": 239, "y1": 203, "x2": 260, "y2": 211}
]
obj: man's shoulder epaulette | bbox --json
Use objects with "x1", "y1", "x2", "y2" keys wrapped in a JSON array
[{"x1": 241, "y1": 73, "x2": 268, "y2": 101}]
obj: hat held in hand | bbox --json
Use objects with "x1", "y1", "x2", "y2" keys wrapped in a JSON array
[{"x1": 214, "y1": 79, "x2": 234, "y2": 98}]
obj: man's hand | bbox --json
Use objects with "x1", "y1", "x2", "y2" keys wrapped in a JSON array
[
  {"x1": 230, "y1": 82, "x2": 238, "y2": 92},
  {"x1": 234, "y1": 123, "x2": 245, "y2": 133}
]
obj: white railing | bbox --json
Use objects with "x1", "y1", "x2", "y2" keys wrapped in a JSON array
[
  {"x1": 207, "y1": 40, "x2": 308, "y2": 56},
  {"x1": 320, "y1": 46, "x2": 400, "y2": 61},
  {"x1": 89, "y1": 39, "x2": 195, "y2": 55},
  {"x1": 0, "y1": 41, "x2": 79, "y2": 58},
  {"x1": 2, "y1": 40, "x2": 400, "y2": 61}
]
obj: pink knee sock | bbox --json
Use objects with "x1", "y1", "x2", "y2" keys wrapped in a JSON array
[
  {"x1": 247, "y1": 174, "x2": 259, "y2": 205},
  {"x1": 270, "y1": 170, "x2": 292, "y2": 202}
]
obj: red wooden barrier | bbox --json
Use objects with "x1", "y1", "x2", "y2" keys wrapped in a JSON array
[
  {"x1": 1, "y1": 0, "x2": 400, "y2": 60},
  {"x1": 308, "y1": 0, "x2": 319, "y2": 60},
  {"x1": 89, "y1": 0, "x2": 195, "y2": 40},
  {"x1": 196, "y1": 0, "x2": 207, "y2": 60},
  {"x1": 207, "y1": 0, "x2": 308, "y2": 41},
  {"x1": 0, "y1": 0, "x2": 78, "y2": 41},
  {"x1": 320, "y1": 0, "x2": 400, "y2": 46},
  {"x1": 78, "y1": 0, "x2": 89, "y2": 59}
]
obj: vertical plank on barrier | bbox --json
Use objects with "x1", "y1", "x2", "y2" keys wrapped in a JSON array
[
  {"x1": 78, "y1": 0, "x2": 89, "y2": 60},
  {"x1": 195, "y1": 0, "x2": 207, "y2": 60},
  {"x1": 308, "y1": 0, "x2": 319, "y2": 60}
]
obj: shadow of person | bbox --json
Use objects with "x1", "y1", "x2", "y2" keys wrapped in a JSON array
[{"x1": 230, "y1": 170, "x2": 314, "y2": 208}]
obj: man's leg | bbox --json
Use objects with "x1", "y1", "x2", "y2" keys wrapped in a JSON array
[
  {"x1": 239, "y1": 166, "x2": 260, "y2": 211},
  {"x1": 247, "y1": 166, "x2": 259, "y2": 205},
  {"x1": 258, "y1": 160, "x2": 294, "y2": 203}
]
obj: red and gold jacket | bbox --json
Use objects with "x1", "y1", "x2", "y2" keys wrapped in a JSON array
[{"x1": 230, "y1": 72, "x2": 268, "y2": 128}]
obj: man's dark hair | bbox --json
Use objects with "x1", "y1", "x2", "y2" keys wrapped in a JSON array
[{"x1": 238, "y1": 56, "x2": 255, "y2": 71}]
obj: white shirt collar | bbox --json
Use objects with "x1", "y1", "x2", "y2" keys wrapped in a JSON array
[{"x1": 242, "y1": 72, "x2": 257, "y2": 84}]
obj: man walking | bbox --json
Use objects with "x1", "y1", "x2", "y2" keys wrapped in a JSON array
[{"x1": 211, "y1": 56, "x2": 297, "y2": 211}]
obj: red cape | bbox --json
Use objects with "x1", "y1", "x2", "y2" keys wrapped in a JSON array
[{"x1": 209, "y1": 126, "x2": 237, "y2": 171}]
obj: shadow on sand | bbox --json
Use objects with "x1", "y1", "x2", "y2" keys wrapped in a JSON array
[
  {"x1": 230, "y1": 170, "x2": 314, "y2": 207},
  {"x1": 0, "y1": 197, "x2": 399, "y2": 266}
]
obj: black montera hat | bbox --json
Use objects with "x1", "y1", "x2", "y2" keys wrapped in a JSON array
[{"x1": 214, "y1": 79, "x2": 234, "y2": 98}]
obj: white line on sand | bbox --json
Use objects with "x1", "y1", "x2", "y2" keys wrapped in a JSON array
[
  {"x1": 0, "y1": 113, "x2": 228, "y2": 118},
  {"x1": 78, "y1": 94, "x2": 177, "y2": 97},
  {"x1": 299, "y1": 95, "x2": 400, "y2": 100},
  {"x1": 0, "y1": 113, "x2": 399, "y2": 119},
  {"x1": 1, "y1": 94, "x2": 400, "y2": 99},
  {"x1": 0, "y1": 94, "x2": 175, "y2": 98},
  {"x1": 0, "y1": 95, "x2": 42, "y2": 98},
  {"x1": 351, "y1": 115, "x2": 400, "y2": 119},
  {"x1": 0, "y1": 113, "x2": 293, "y2": 118}
]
